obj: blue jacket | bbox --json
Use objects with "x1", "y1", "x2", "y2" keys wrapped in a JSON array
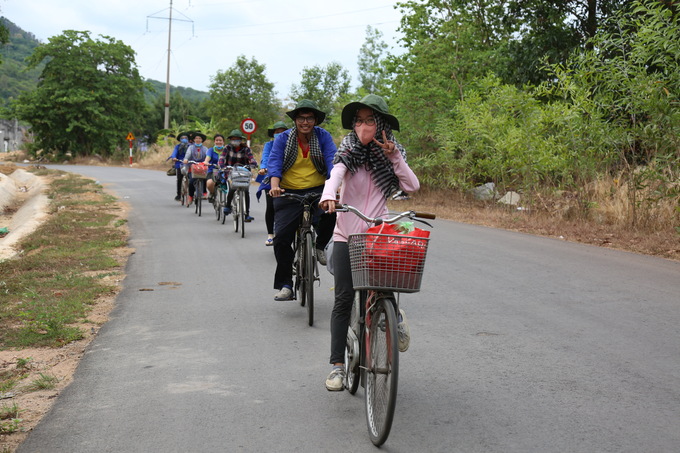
[
  {"x1": 267, "y1": 127, "x2": 336, "y2": 182},
  {"x1": 256, "y1": 140, "x2": 274, "y2": 184},
  {"x1": 171, "y1": 143, "x2": 188, "y2": 168},
  {"x1": 206, "y1": 148, "x2": 221, "y2": 174}
]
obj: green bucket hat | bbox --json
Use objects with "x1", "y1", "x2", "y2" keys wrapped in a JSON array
[
  {"x1": 286, "y1": 99, "x2": 326, "y2": 125},
  {"x1": 267, "y1": 121, "x2": 288, "y2": 137},
  {"x1": 227, "y1": 129, "x2": 246, "y2": 140},
  {"x1": 190, "y1": 131, "x2": 207, "y2": 142},
  {"x1": 341, "y1": 94, "x2": 399, "y2": 131}
]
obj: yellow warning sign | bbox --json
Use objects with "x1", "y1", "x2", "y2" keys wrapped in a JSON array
[{"x1": 126, "y1": 132, "x2": 135, "y2": 141}]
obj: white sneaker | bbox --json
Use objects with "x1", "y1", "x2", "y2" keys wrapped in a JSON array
[
  {"x1": 315, "y1": 248, "x2": 327, "y2": 266},
  {"x1": 274, "y1": 287, "x2": 293, "y2": 301},
  {"x1": 397, "y1": 309, "x2": 410, "y2": 352},
  {"x1": 325, "y1": 367, "x2": 345, "y2": 391}
]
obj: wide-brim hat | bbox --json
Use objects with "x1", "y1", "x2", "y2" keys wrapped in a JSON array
[
  {"x1": 176, "y1": 131, "x2": 190, "y2": 141},
  {"x1": 227, "y1": 129, "x2": 246, "y2": 140},
  {"x1": 341, "y1": 94, "x2": 399, "y2": 131},
  {"x1": 267, "y1": 121, "x2": 288, "y2": 137},
  {"x1": 286, "y1": 99, "x2": 326, "y2": 124},
  {"x1": 190, "y1": 131, "x2": 207, "y2": 142}
]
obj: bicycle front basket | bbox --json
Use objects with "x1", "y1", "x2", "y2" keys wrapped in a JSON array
[
  {"x1": 229, "y1": 168, "x2": 251, "y2": 189},
  {"x1": 348, "y1": 232, "x2": 430, "y2": 293},
  {"x1": 191, "y1": 163, "x2": 208, "y2": 179}
]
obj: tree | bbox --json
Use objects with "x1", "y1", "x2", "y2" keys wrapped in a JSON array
[
  {"x1": 357, "y1": 26, "x2": 389, "y2": 97},
  {"x1": 206, "y1": 55, "x2": 279, "y2": 143},
  {"x1": 289, "y1": 62, "x2": 351, "y2": 122},
  {"x1": 13, "y1": 30, "x2": 145, "y2": 158}
]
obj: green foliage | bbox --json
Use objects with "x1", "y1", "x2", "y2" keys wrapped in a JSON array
[
  {"x1": 431, "y1": 74, "x2": 619, "y2": 192},
  {"x1": 0, "y1": 18, "x2": 42, "y2": 110},
  {"x1": 12, "y1": 30, "x2": 145, "y2": 158},
  {"x1": 357, "y1": 26, "x2": 390, "y2": 97},
  {"x1": 289, "y1": 62, "x2": 351, "y2": 123},
  {"x1": 206, "y1": 55, "x2": 279, "y2": 144}
]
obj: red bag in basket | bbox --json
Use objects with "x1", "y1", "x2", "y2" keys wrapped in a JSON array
[{"x1": 364, "y1": 223, "x2": 430, "y2": 274}]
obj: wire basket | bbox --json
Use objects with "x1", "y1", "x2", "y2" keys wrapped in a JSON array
[
  {"x1": 348, "y1": 232, "x2": 430, "y2": 293},
  {"x1": 191, "y1": 163, "x2": 208, "y2": 179},
  {"x1": 229, "y1": 168, "x2": 251, "y2": 189}
]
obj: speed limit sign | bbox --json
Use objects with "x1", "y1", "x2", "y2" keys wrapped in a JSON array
[{"x1": 240, "y1": 118, "x2": 258, "y2": 136}]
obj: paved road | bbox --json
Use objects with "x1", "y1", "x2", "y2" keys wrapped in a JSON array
[{"x1": 18, "y1": 165, "x2": 680, "y2": 452}]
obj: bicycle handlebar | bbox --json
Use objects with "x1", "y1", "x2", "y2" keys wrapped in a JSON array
[
  {"x1": 335, "y1": 203, "x2": 436, "y2": 226},
  {"x1": 280, "y1": 192, "x2": 322, "y2": 205}
]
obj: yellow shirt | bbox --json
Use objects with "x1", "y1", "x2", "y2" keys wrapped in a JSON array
[{"x1": 280, "y1": 145, "x2": 326, "y2": 190}]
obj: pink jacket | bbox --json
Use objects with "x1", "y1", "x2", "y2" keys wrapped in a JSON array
[{"x1": 321, "y1": 151, "x2": 420, "y2": 242}]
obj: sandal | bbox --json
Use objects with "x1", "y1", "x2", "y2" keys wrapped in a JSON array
[{"x1": 265, "y1": 238, "x2": 274, "y2": 246}]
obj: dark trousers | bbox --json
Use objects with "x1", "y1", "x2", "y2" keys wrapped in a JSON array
[
  {"x1": 188, "y1": 176, "x2": 205, "y2": 197},
  {"x1": 264, "y1": 190, "x2": 274, "y2": 235},
  {"x1": 227, "y1": 188, "x2": 251, "y2": 214},
  {"x1": 329, "y1": 241, "x2": 353, "y2": 364},
  {"x1": 175, "y1": 171, "x2": 184, "y2": 197},
  {"x1": 272, "y1": 186, "x2": 336, "y2": 289}
]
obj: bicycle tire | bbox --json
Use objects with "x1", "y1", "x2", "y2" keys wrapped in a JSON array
[
  {"x1": 345, "y1": 290, "x2": 362, "y2": 394},
  {"x1": 365, "y1": 296, "x2": 399, "y2": 446},
  {"x1": 294, "y1": 232, "x2": 304, "y2": 306},
  {"x1": 239, "y1": 191, "x2": 245, "y2": 238},
  {"x1": 303, "y1": 232, "x2": 315, "y2": 326},
  {"x1": 220, "y1": 189, "x2": 227, "y2": 224},
  {"x1": 214, "y1": 191, "x2": 221, "y2": 221},
  {"x1": 233, "y1": 191, "x2": 240, "y2": 233}
]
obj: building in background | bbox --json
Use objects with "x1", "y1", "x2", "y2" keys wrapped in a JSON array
[{"x1": 0, "y1": 118, "x2": 27, "y2": 152}]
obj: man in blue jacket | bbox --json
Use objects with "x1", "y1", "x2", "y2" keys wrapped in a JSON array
[{"x1": 268, "y1": 100, "x2": 337, "y2": 301}]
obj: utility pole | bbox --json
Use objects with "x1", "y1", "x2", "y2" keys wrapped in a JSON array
[
  {"x1": 164, "y1": 0, "x2": 173, "y2": 130},
  {"x1": 146, "y1": 2, "x2": 194, "y2": 131}
]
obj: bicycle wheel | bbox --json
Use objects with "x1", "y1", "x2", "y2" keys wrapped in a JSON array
[
  {"x1": 233, "y1": 191, "x2": 240, "y2": 233},
  {"x1": 303, "y1": 232, "x2": 315, "y2": 326},
  {"x1": 220, "y1": 189, "x2": 227, "y2": 224},
  {"x1": 344, "y1": 290, "x2": 362, "y2": 394},
  {"x1": 180, "y1": 176, "x2": 188, "y2": 206},
  {"x1": 214, "y1": 190, "x2": 221, "y2": 221},
  {"x1": 293, "y1": 232, "x2": 304, "y2": 306},
  {"x1": 238, "y1": 191, "x2": 245, "y2": 238},
  {"x1": 365, "y1": 297, "x2": 399, "y2": 446}
]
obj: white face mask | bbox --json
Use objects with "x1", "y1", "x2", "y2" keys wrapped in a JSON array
[{"x1": 231, "y1": 140, "x2": 241, "y2": 146}]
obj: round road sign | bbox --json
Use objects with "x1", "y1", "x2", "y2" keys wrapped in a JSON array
[{"x1": 240, "y1": 118, "x2": 257, "y2": 136}]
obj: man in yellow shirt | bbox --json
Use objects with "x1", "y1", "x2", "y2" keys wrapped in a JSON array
[{"x1": 268, "y1": 100, "x2": 337, "y2": 300}]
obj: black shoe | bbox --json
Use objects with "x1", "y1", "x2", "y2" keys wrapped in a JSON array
[{"x1": 174, "y1": 195, "x2": 180, "y2": 201}]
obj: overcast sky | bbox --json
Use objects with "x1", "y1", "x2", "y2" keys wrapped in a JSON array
[{"x1": 2, "y1": 0, "x2": 405, "y2": 99}]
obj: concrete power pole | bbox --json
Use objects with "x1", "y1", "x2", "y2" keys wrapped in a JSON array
[
  {"x1": 147, "y1": 2, "x2": 194, "y2": 132},
  {"x1": 164, "y1": 0, "x2": 173, "y2": 130}
]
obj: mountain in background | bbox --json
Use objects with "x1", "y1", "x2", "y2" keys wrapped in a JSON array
[{"x1": 0, "y1": 17, "x2": 208, "y2": 109}]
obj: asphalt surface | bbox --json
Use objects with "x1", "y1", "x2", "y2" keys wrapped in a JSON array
[{"x1": 17, "y1": 165, "x2": 680, "y2": 452}]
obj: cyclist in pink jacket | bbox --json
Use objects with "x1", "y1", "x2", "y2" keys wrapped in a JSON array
[{"x1": 319, "y1": 94, "x2": 420, "y2": 391}]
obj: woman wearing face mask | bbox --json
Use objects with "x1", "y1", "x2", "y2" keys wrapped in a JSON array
[
  {"x1": 318, "y1": 95, "x2": 420, "y2": 391},
  {"x1": 257, "y1": 121, "x2": 288, "y2": 246},
  {"x1": 183, "y1": 131, "x2": 209, "y2": 204},
  {"x1": 205, "y1": 134, "x2": 225, "y2": 202},
  {"x1": 219, "y1": 129, "x2": 258, "y2": 222},
  {"x1": 170, "y1": 131, "x2": 190, "y2": 201}
]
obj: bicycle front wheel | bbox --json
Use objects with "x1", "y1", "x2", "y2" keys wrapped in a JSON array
[
  {"x1": 239, "y1": 191, "x2": 245, "y2": 238},
  {"x1": 233, "y1": 192, "x2": 240, "y2": 233},
  {"x1": 303, "y1": 232, "x2": 315, "y2": 326},
  {"x1": 344, "y1": 290, "x2": 362, "y2": 394},
  {"x1": 365, "y1": 296, "x2": 399, "y2": 446}
]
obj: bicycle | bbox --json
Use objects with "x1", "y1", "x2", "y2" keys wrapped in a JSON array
[
  {"x1": 226, "y1": 165, "x2": 251, "y2": 238},
  {"x1": 336, "y1": 204, "x2": 435, "y2": 446},
  {"x1": 186, "y1": 161, "x2": 208, "y2": 216},
  {"x1": 280, "y1": 192, "x2": 322, "y2": 326},
  {"x1": 209, "y1": 166, "x2": 227, "y2": 222}
]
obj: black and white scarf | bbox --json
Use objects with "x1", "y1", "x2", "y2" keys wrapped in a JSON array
[
  {"x1": 282, "y1": 126, "x2": 326, "y2": 175},
  {"x1": 334, "y1": 112, "x2": 406, "y2": 199}
]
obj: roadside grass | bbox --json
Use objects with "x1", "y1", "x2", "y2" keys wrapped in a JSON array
[{"x1": 0, "y1": 170, "x2": 126, "y2": 348}]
